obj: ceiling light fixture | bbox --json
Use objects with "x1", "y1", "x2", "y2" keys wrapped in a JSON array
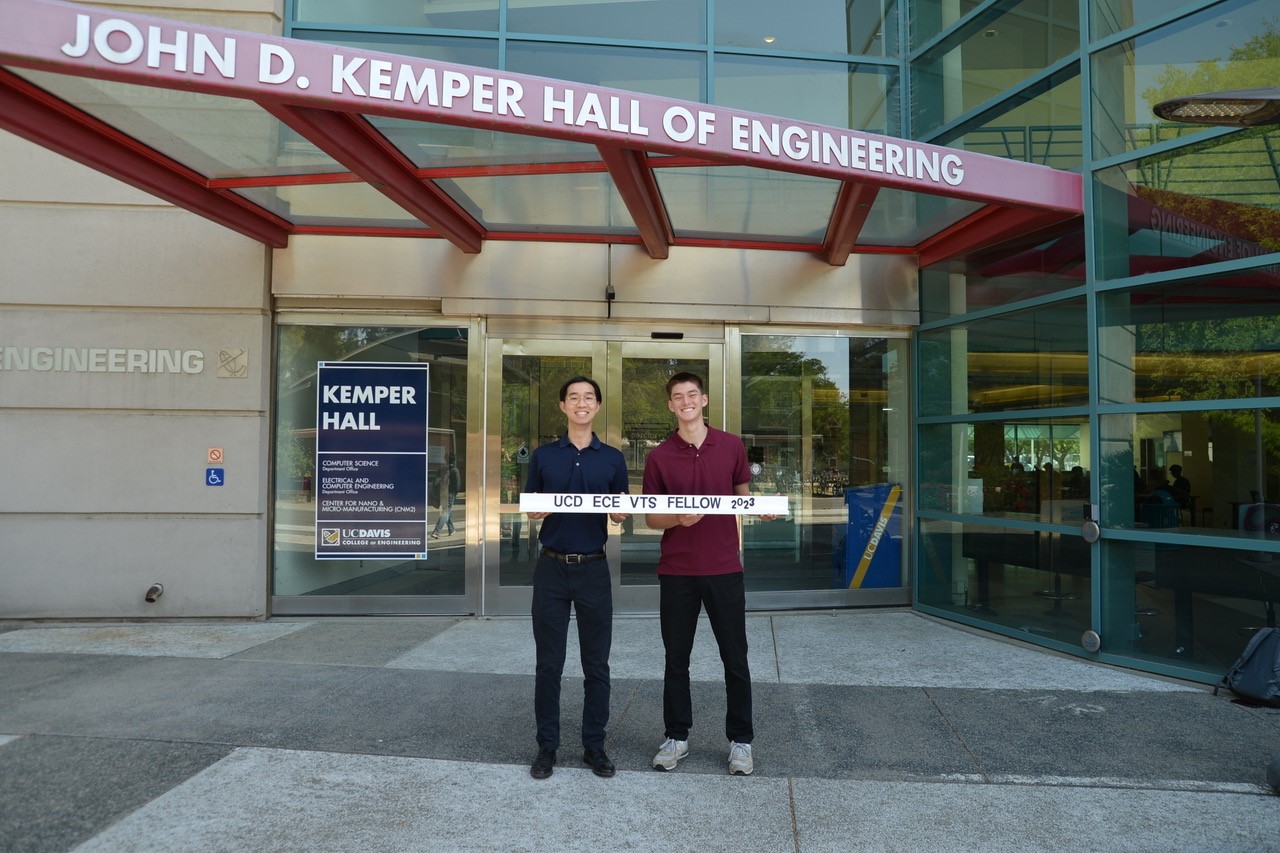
[{"x1": 763, "y1": 36, "x2": 776, "y2": 44}]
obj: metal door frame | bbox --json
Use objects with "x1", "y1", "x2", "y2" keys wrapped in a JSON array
[{"x1": 483, "y1": 325, "x2": 723, "y2": 615}]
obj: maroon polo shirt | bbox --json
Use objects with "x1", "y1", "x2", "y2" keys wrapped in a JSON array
[{"x1": 642, "y1": 425, "x2": 752, "y2": 576}]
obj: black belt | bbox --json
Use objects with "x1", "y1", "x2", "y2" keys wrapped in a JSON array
[{"x1": 540, "y1": 548, "x2": 606, "y2": 564}]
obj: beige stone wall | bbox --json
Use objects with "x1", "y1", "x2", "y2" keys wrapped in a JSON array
[{"x1": 0, "y1": 2, "x2": 282, "y2": 618}]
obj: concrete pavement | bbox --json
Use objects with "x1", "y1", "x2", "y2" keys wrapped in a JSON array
[{"x1": 1, "y1": 610, "x2": 1276, "y2": 852}]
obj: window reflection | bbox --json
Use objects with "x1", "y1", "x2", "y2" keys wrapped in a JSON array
[
  {"x1": 506, "y1": 42, "x2": 704, "y2": 101},
  {"x1": 713, "y1": 56, "x2": 894, "y2": 133},
  {"x1": 1100, "y1": 409, "x2": 1280, "y2": 540},
  {"x1": 498, "y1": 354, "x2": 591, "y2": 586},
  {"x1": 1091, "y1": 0, "x2": 1190, "y2": 40},
  {"x1": 509, "y1": 0, "x2": 705, "y2": 43},
  {"x1": 934, "y1": 71, "x2": 1083, "y2": 170},
  {"x1": 918, "y1": 298, "x2": 1089, "y2": 416},
  {"x1": 1094, "y1": 144, "x2": 1280, "y2": 281},
  {"x1": 272, "y1": 326, "x2": 470, "y2": 597},
  {"x1": 918, "y1": 519, "x2": 1091, "y2": 643},
  {"x1": 740, "y1": 335, "x2": 909, "y2": 591},
  {"x1": 920, "y1": 419, "x2": 1090, "y2": 521},
  {"x1": 294, "y1": 0, "x2": 499, "y2": 30},
  {"x1": 911, "y1": 0, "x2": 1080, "y2": 138},
  {"x1": 1098, "y1": 279, "x2": 1280, "y2": 403},
  {"x1": 716, "y1": 0, "x2": 899, "y2": 57},
  {"x1": 1090, "y1": 0, "x2": 1279, "y2": 159},
  {"x1": 918, "y1": 217, "x2": 1087, "y2": 321},
  {"x1": 1102, "y1": 540, "x2": 1280, "y2": 676}
]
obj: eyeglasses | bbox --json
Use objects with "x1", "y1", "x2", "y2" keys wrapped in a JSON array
[{"x1": 565, "y1": 394, "x2": 598, "y2": 404}]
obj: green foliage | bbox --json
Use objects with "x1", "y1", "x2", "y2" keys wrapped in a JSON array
[
  {"x1": 276, "y1": 423, "x2": 313, "y2": 481},
  {"x1": 1143, "y1": 18, "x2": 1280, "y2": 105}
]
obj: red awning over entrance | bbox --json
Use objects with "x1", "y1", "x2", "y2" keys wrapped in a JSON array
[{"x1": 1, "y1": 0, "x2": 1083, "y2": 266}]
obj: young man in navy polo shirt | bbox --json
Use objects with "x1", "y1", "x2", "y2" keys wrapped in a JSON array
[
  {"x1": 523, "y1": 376, "x2": 629, "y2": 780},
  {"x1": 643, "y1": 371, "x2": 759, "y2": 776}
]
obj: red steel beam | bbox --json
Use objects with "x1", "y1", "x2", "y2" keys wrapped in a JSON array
[
  {"x1": 822, "y1": 181, "x2": 881, "y2": 266},
  {"x1": 597, "y1": 144, "x2": 673, "y2": 259},
  {"x1": 261, "y1": 102, "x2": 483, "y2": 253},
  {"x1": 0, "y1": 69, "x2": 289, "y2": 246},
  {"x1": 917, "y1": 204, "x2": 1075, "y2": 268}
]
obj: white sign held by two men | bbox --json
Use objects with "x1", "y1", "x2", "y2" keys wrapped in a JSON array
[{"x1": 519, "y1": 493, "x2": 788, "y2": 515}]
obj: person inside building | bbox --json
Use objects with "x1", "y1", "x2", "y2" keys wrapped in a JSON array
[
  {"x1": 523, "y1": 376, "x2": 629, "y2": 780},
  {"x1": 643, "y1": 371, "x2": 773, "y2": 777},
  {"x1": 429, "y1": 452, "x2": 460, "y2": 539},
  {"x1": 1168, "y1": 464, "x2": 1192, "y2": 509},
  {"x1": 1142, "y1": 471, "x2": 1182, "y2": 529}
]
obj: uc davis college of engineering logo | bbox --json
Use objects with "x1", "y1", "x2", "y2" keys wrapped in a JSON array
[{"x1": 321, "y1": 528, "x2": 341, "y2": 547}]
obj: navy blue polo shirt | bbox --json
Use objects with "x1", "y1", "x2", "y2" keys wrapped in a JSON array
[{"x1": 524, "y1": 433, "x2": 629, "y2": 554}]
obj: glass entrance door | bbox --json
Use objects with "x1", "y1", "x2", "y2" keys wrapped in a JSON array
[{"x1": 485, "y1": 336, "x2": 721, "y2": 614}]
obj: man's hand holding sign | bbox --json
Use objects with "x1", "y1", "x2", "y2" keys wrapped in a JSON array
[{"x1": 520, "y1": 492, "x2": 788, "y2": 517}]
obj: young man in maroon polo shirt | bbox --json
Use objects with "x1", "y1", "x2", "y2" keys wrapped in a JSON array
[{"x1": 642, "y1": 371, "x2": 758, "y2": 776}]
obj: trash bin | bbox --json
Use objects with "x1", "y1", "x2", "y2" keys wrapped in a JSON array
[{"x1": 836, "y1": 483, "x2": 902, "y2": 589}]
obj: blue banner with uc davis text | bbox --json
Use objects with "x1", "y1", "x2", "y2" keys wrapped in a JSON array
[{"x1": 314, "y1": 361, "x2": 430, "y2": 560}]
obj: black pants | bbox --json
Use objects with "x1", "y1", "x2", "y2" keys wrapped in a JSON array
[
  {"x1": 531, "y1": 554, "x2": 613, "y2": 751},
  {"x1": 659, "y1": 571, "x2": 753, "y2": 744}
]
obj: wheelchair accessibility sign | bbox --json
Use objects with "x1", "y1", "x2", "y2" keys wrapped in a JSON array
[{"x1": 206, "y1": 468, "x2": 224, "y2": 486}]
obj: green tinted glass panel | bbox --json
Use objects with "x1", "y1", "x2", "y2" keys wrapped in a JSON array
[
  {"x1": 909, "y1": 0, "x2": 984, "y2": 50},
  {"x1": 918, "y1": 298, "x2": 1089, "y2": 416},
  {"x1": 1091, "y1": 0, "x2": 1280, "y2": 159},
  {"x1": 298, "y1": 33, "x2": 499, "y2": 68},
  {"x1": 912, "y1": 0, "x2": 1080, "y2": 138},
  {"x1": 1098, "y1": 409, "x2": 1280, "y2": 541},
  {"x1": 506, "y1": 42, "x2": 704, "y2": 101},
  {"x1": 917, "y1": 518, "x2": 1091, "y2": 643},
  {"x1": 1098, "y1": 279, "x2": 1280, "y2": 404},
  {"x1": 716, "y1": 0, "x2": 899, "y2": 57},
  {"x1": 509, "y1": 0, "x2": 705, "y2": 43},
  {"x1": 713, "y1": 55, "x2": 894, "y2": 133},
  {"x1": 935, "y1": 72, "x2": 1083, "y2": 169},
  {"x1": 919, "y1": 419, "x2": 1090, "y2": 519},
  {"x1": 1100, "y1": 539, "x2": 1280, "y2": 677},
  {"x1": 918, "y1": 218, "x2": 1088, "y2": 322},
  {"x1": 856, "y1": 192, "x2": 981, "y2": 248},
  {"x1": 1093, "y1": 147, "x2": 1280, "y2": 282},
  {"x1": 1091, "y1": 0, "x2": 1196, "y2": 40},
  {"x1": 293, "y1": 0, "x2": 499, "y2": 30}
]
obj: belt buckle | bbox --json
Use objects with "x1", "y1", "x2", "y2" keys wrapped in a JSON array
[{"x1": 565, "y1": 553, "x2": 584, "y2": 564}]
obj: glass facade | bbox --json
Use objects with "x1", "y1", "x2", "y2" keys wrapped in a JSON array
[
  {"x1": 266, "y1": 0, "x2": 1280, "y2": 682},
  {"x1": 915, "y1": 0, "x2": 1280, "y2": 683},
  {"x1": 740, "y1": 334, "x2": 910, "y2": 592},
  {"x1": 910, "y1": 0, "x2": 1081, "y2": 138},
  {"x1": 289, "y1": 0, "x2": 903, "y2": 132}
]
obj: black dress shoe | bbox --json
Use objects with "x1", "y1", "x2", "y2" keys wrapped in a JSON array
[
  {"x1": 582, "y1": 747, "x2": 616, "y2": 778},
  {"x1": 530, "y1": 747, "x2": 556, "y2": 779}
]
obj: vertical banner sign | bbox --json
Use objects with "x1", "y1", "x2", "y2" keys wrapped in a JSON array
[{"x1": 314, "y1": 362, "x2": 430, "y2": 560}]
